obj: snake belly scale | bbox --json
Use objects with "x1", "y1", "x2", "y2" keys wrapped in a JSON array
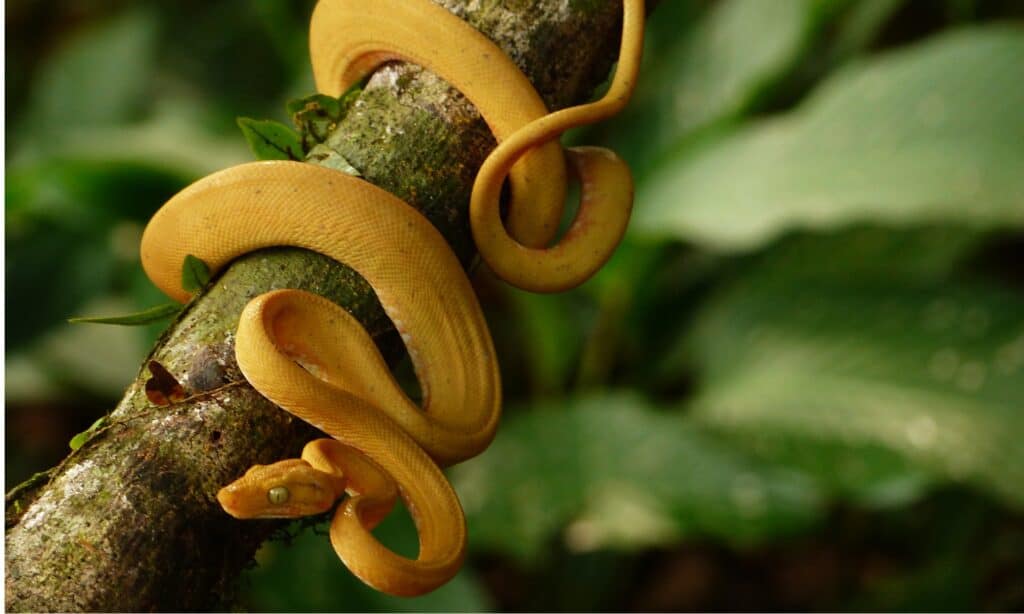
[{"x1": 140, "y1": 0, "x2": 644, "y2": 597}]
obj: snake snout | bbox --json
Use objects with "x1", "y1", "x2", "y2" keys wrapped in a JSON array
[{"x1": 216, "y1": 486, "x2": 247, "y2": 518}]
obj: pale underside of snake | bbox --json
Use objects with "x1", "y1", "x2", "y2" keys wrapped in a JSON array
[{"x1": 140, "y1": 0, "x2": 644, "y2": 598}]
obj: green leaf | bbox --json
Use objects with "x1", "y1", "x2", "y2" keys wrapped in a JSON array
[
  {"x1": 679, "y1": 230, "x2": 1024, "y2": 507},
  {"x1": 452, "y1": 393, "x2": 821, "y2": 561},
  {"x1": 237, "y1": 117, "x2": 304, "y2": 161},
  {"x1": 15, "y1": 297, "x2": 152, "y2": 399},
  {"x1": 662, "y1": 0, "x2": 814, "y2": 131},
  {"x1": 69, "y1": 417, "x2": 108, "y2": 451},
  {"x1": 5, "y1": 216, "x2": 123, "y2": 350},
  {"x1": 6, "y1": 157, "x2": 188, "y2": 227},
  {"x1": 733, "y1": 433, "x2": 936, "y2": 509},
  {"x1": 603, "y1": 0, "x2": 818, "y2": 173},
  {"x1": 506, "y1": 287, "x2": 587, "y2": 396},
  {"x1": 635, "y1": 26, "x2": 1024, "y2": 250},
  {"x1": 68, "y1": 303, "x2": 181, "y2": 326},
  {"x1": 24, "y1": 9, "x2": 157, "y2": 132},
  {"x1": 181, "y1": 254, "x2": 211, "y2": 293},
  {"x1": 288, "y1": 85, "x2": 364, "y2": 152},
  {"x1": 825, "y1": 0, "x2": 908, "y2": 62},
  {"x1": 68, "y1": 432, "x2": 90, "y2": 452}
]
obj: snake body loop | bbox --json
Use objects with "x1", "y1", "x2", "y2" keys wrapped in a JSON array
[{"x1": 142, "y1": 0, "x2": 644, "y2": 597}]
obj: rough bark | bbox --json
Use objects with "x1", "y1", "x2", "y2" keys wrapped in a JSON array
[{"x1": 5, "y1": 0, "x2": 637, "y2": 610}]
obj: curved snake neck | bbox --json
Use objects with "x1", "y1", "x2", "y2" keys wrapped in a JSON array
[{"x1": 140, "y1": 0, "x2": 645, "y2": 598}]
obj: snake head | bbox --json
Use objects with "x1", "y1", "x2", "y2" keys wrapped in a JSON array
[{"x1": 217, "y1": 458, "x2": 345, "y2": 519}]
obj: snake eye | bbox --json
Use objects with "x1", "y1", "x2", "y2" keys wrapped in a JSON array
[{"x1": 267, "y1": 486, "x2": 290, "y2": 505}]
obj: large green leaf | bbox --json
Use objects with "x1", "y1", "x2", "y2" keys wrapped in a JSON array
[
  {"x1": 9, "y1": 296, "x2": 153, "y2": 399},
  {"x1": 452, "y1": 393, "x2": 822, "y2": 561},
  {"x1": 24, "y1": 9, "x2": 157, "y2": 132},
  {"x1": 500, "y1": 287, "x2": 588, "y2": 397},
  {"x1": 654, "y1": 0, "x2": 812, "y2": 131},
  {"x1": 824, "y1": 0, "x2": 908, "y2": 63},
  {"x1": 679, "y1": 230, "x2": 1024, "y2": 506},
  {"x1": 604, "y1": 0, "x2": 820, "y2": 174},
  {"x1": 5, "y1": 218, "x2": 118, "y2": 350},
  {"x1": 635, "y1": 26, "x2": 1024, "y2": 250},
  {"x1": 6, "y1": 157, "x2": 189, "y2": 227}
]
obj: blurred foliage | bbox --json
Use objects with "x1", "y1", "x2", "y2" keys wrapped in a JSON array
[
  {"x1": 636, "y1": 26, "x2": 1024, "y2": 248},
  {"x1": 6, "y1": 0, "x2": 1024, "y2": 611}
]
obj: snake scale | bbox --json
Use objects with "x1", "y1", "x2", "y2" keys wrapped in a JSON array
[{"x1": 140, "y1": 0, "x2": 644, "y2": 597}]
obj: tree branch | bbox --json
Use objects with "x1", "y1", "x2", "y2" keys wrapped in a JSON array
[{"x1": 5, "y1": 1, "x2": 637, "y2": 610}]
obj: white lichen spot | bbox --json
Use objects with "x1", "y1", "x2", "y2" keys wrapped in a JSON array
[
  {"x1": 63, "y1": 460, "x2": 94, "y2": 482},
  {"x1": 61, "y1": 460, "x2": 98, "y2": 499},
  {"x1": 20, "y1": 490, "x2": 58, "y2": 531}
]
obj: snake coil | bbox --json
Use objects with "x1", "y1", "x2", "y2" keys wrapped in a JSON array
[{"x1": 141, "y1": 0, "x2": 644, "y2": 597}]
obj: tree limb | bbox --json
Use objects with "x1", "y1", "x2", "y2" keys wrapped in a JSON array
[{"x1": 5, "y1": 1, "x2": 639, "y2": 610}]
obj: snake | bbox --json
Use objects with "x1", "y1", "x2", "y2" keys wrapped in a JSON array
[{"x1": 140, "y1": 0, "x2": 644, "y2": 598}]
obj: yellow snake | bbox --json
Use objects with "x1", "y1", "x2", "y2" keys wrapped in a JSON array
[{"x1": 140, "y1": 0, "x2": 644, "y2": 598}]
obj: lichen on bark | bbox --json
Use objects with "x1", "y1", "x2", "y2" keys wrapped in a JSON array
[{"x1": 5, "y1": 0, "x2": 637, "y2": 610}]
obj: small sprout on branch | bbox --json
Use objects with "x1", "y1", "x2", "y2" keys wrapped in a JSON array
[
  {"x1": 287, "y1": 84, "x2": 363, "y2": 152},
  {"x1": 181, "y1": 254, "x2": 211, "y2": 293},
  {"x1": 237, "y1": 117, "x2": 304, "y2": 161},
  {"x1": 69, "y1": 416, "x2": 109, "y2": 451}
]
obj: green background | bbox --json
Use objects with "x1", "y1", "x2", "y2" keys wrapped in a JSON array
[{"x1": 6, "y1": 0, "x2": 1024, "y2": 610}]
